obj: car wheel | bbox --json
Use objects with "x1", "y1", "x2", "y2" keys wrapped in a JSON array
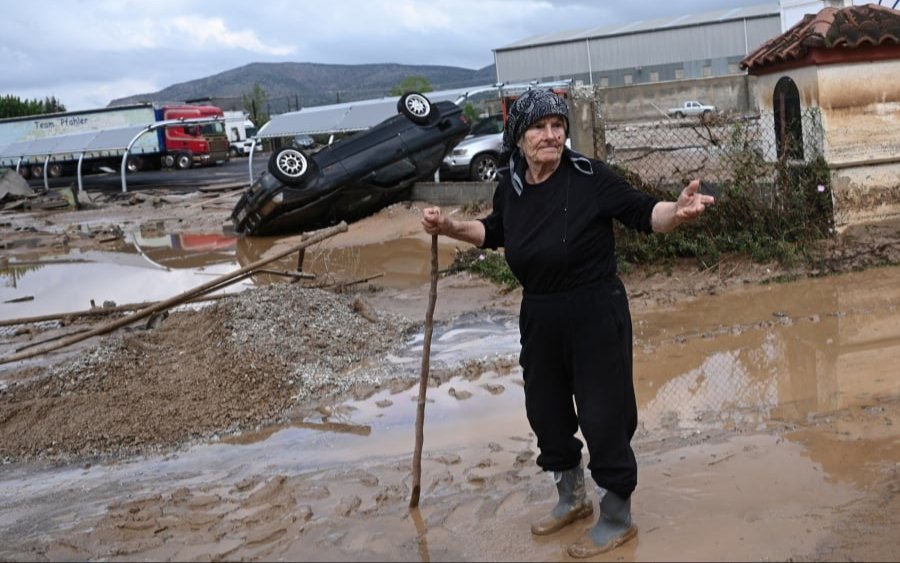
[
  {"x1": 397, "y1": 92, "x2": 432, "y2": 125},
  {"x1": 469, "y1": 154, "x2": 498, "y2": 182},
  {"x1": 268, "y1": 147, "x2": 310, "y2": 184}
]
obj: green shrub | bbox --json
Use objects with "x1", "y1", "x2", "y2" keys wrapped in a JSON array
[{"x1": 448, "y1": 147, "x2": 836, "y2": 286}]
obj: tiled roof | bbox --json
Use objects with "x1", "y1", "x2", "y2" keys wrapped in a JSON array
[{"x1": 740, "y1": 4, "x2": 900, "y2": 71}]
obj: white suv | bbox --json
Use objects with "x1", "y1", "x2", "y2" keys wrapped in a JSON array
[{"x1": 439, "y1": 114, "x2": 504, "y2": 182}]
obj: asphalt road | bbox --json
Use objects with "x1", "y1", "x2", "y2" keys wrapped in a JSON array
[{"x1": 25, "y1": 151, "x2": 271, "y2": 193}]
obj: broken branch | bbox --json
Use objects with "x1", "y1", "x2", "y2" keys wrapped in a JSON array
[{"x1": 0, "y1": 221, "x2": 348, "y2": 365}]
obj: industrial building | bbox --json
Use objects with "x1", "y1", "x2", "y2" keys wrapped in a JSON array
[
  {"x1": 492, "y1": 3, "x2": 782, "y2": 88},
  {"x1": 490, "y1": 1, "x2": 875, "y2": 89}
]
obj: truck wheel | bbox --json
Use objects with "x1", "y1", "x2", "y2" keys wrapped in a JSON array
[
  {"x1": 268, "y1": 147, "x2": 311, "y2": 185},
  {"x1": 47, "y1": 163, "x2": 63, "y2": 178},
  {"x1": 17, "y1": 166, "x2": 31, "y2": 179},
  {"x1": 175, "y1": 153, "x2": 192, "y2": 170},
  {"x1": 126, "y1": 156, "x2": 143, "y2": 173},
  {"x1": 229, "y1": 146, "x2": 239, "y2": 158},
  {"x1": 469, "y1": 154, "x2": 498, "y2": 182},
  {"x1": 31, "y1": 164, "x2": 44, "y2": 178},
  {"x1": 675, "y1": 111, "x2": 684, "y2": 119},
  {"x1": 397, "y1": 92, "x2": 433, "y2": 125}
]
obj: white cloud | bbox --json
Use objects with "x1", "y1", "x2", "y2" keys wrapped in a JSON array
[
  {"x1": 0, "y1": 0, "x2": 757, "y2": 110},
  {"x1": 167, "y1": 16, "x2": 296, "y2": 56}
]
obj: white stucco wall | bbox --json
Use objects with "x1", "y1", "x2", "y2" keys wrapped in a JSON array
[
  {"x1": 779, "y1": 0, "x2": 852, "y2": 32},
  {"x1": 751, "y1": 58, "x2": 900, "y2": 229}
]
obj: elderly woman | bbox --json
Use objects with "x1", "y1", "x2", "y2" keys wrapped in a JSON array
[{"x1": 421, "y1": 89, "x2": 714, "y2": 557}]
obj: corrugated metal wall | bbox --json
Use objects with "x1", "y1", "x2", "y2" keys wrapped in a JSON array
[{"x1": 495, "y1": 15, "x2": 781, "y2": 86}]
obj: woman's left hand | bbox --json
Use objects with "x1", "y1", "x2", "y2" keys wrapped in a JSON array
[{"x1": 676, "y1": 180, "x2": 715, "y2": 223}]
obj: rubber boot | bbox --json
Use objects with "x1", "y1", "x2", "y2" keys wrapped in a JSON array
[
  {"x1": 530, "y1": 465, "x2": 594, "y2": 536},
  {"x1": 567, "y1": 489, "x2": 637, "y2": 558}
]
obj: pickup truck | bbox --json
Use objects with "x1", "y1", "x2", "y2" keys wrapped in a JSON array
[{"x1": 667, "y1": 101, "x2": 717, "y2": 119}]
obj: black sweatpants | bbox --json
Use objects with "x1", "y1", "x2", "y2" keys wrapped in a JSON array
[{"x1": 518, "y1": 277, "x2": 638, "y2": 498}]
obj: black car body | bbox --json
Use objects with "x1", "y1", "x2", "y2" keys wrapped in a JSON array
[{"x1": 231, "y1": 93, "x2": 470, "y2": 236}]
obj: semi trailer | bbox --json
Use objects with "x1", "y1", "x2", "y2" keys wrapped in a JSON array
[{"x1": 0, "y1": 103, "x2": 230, "y2": 179}]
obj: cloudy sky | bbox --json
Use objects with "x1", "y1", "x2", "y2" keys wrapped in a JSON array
[{"x1": 6, "y1": 0, "x2": 763, "y2": 111}]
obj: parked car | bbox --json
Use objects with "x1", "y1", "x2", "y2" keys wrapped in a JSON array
[
  {"x1": 667, "y1": 100, "x2": 717, "y2": 119},
  {"x1": 231, "y1": 92, "x2": 470, "y2": 236},
  {"x1": 440, "y1": 114, "x2": 505, "y2": 182}
]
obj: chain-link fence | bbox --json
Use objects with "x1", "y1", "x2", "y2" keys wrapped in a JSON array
[{"x1": 603, "y1": 109, "x2": 826, "y2": 198}]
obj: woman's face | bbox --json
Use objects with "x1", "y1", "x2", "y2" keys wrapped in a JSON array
[{"x1": 517, "y1": 115, "x2": 566, "y2": 168}]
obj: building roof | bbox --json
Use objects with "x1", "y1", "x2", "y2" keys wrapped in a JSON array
[
  {"x1": 495, "y1": 3, "x2": 779, "y2": 51},
  {"x1": 741, "y1": 3, "x2": 900, "y2": 72}
]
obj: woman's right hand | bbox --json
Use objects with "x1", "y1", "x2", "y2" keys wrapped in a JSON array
[{"x1": 421, "y1": 206, "x2": 449, "y2": 236}]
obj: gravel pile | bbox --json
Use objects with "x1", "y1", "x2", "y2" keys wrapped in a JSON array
[{"x1": 0, "y1": 284, "x2": 417, "y2": 463}]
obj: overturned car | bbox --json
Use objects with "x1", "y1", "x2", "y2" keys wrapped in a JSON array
[{"x1": 231, "y1": 92, "x2": 471, "y2": 236}]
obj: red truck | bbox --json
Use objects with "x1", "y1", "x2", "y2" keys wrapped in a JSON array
[{"x1": 0, "y1": 103, "x2": 230, "y2": 179}]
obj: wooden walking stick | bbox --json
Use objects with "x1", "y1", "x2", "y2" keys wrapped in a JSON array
[{"x1": 410, "y1": 234, "x2": 439, "y2": 508}]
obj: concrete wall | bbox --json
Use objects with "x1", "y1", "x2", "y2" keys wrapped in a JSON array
[
  {"x1": 593, "y1": 75, "x2": 756, "y2": 122},
  {"x1": 412, "y1": 181, "x2": 495, "y2": 206}
]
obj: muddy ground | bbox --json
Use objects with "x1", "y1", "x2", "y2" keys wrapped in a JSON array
[{"x1": 1, "y1": 184, "x2": 899, "y2": 561}]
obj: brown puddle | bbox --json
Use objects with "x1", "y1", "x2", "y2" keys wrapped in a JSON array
[
  {"x1": 0, "y1": 229, "x2": 451, "y2": 320},
  {"x1": 1, "y1": 235, "x2": 899, "y2": 560},
  {"x1": 235, "y1": 233, "x2": 459, "y2": 288}
]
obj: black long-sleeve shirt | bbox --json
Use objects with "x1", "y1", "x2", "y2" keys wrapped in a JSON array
[{"x1": 480, "y1": 156, "x2": 658, "y2": 294}]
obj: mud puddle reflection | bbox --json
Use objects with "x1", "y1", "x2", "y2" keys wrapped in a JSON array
[{"x1": 1, "y1": 230, "x2": 451, "y2": 320}]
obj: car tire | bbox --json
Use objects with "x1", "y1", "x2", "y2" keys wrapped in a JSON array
[
  {"x1": 175, "y1": 153, "x2": 192, "y2": 170},
  {"x1": 469, "y1": 153, "x2": 498, "y2": 182},
  {"x1": 397, "y1": 92, "x2": 433, "y2": 125},
  {"x1": 268, "y1": 147, "x2": 311, "y2": 185}
]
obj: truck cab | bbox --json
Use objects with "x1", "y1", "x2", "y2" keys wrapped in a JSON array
[
  {"x1": 160, "y1": 105, "x2": 230, "y2": 168},
  {"x1": 224, "y1": 111, "x2": 258, "y2": 158}
]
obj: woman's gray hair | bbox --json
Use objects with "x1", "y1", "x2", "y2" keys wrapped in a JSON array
[{"x1": 501, "y1": 89, "x2": 569, "y2": 154}]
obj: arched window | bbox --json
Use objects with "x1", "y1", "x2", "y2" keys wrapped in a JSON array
[{"x1": 773, "y1": 77, "x2": 804, "y2": 160}]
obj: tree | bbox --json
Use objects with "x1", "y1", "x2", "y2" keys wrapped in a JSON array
[
  {"x1": 242, "y1": 83, "x2": 270, "y2": 127},
  {"x1": 0, "y1": 94, "x2": 67, "y2": 118},
  {"x1": 41, "y1": 96, "x2": 66, "y2": 114},
  {"x1": 461, "y1": 103, "x2": 481, "y2": 125},
  {"x1": 390, "y1": 76, "x2": 433, "y2": 96}
]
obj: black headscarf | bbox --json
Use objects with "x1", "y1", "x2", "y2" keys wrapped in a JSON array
[
  {"x1": 501, "y1": 88, "x2": 570, "y2": 155},
  {"x1": 497, "y1": 88, "x2": 592, "y2": 195}
]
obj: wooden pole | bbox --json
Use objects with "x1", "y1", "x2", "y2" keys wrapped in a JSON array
[
  {"x1": 410, "y1": 234, "x2": 439, "y2": 508},
  {"x1": 0, "y1": 222, "x2": 348, "y2": 365},
  {"x1": 0, "y1": 293, "x2": 251, "y2": 328}
]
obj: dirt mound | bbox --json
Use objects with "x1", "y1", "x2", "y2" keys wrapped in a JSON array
[{"x1": 0, "y1": 284, "x2": 411, "y2": 463}]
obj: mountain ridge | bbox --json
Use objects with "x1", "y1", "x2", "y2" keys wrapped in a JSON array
[{"x1": 109, "y1": 61, "x2": 497, "y2": 112}]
